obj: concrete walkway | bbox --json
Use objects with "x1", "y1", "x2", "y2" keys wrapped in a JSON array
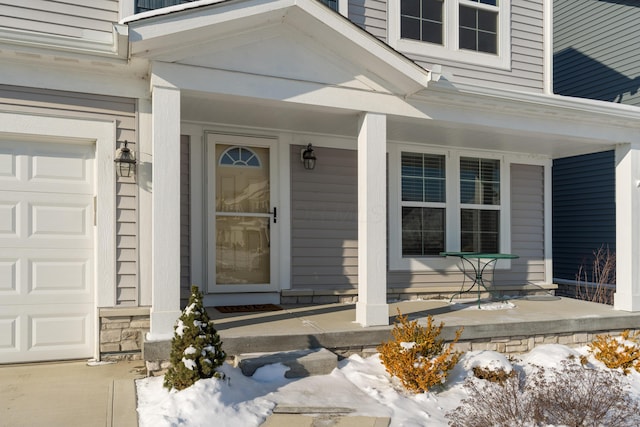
[{"x1": 0, "y1": 360, "x2": 145, "y2": 427}]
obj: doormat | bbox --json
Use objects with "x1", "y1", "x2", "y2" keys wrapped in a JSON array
[{"x1": 214, "y1": 304, "x2": 284, "y2": 313}]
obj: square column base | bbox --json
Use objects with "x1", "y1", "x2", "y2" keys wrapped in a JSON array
[
  {"x1": 613, "y1": 294, "x2": 640, "y2": 312},
  {"x1": 148, "y1": 309, "x2": 181, "y2": 341},
  {"x1": 355, "y1": 302, "x2": 389, "y2": 327}
]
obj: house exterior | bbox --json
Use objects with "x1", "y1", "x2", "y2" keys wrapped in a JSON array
[
  {"x1": 2, "y1": 0, "x2": 640, "y2": 365},
  {"x1": 552, "y1": 0, "x2": 640, "y2": 284}
]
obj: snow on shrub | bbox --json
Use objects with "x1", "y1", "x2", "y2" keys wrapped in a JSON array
[
  {"x1": 377, "y1": 310, "x2": 463, "y2": 393},
  {"x1": 585, "y1": 330, "x2": 640, "y2": 375},
  {"x1": 164, "y1": 285, "x2": 226, "y2": 391}
]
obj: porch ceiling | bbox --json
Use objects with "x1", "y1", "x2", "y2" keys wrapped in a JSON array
[{"x1": 181, "y1": 91, "x2": 617, "y2": 159}]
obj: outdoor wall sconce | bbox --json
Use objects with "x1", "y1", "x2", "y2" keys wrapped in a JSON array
[
  {"x1": 114, "y1": 140, "x2": 137, "y2": 177},
  {"x1": 301, "y1": 143, "x2": 316, "y2": 170}
]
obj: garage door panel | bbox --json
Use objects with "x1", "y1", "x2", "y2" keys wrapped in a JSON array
[
  {"x1": 0, "y1": 315, "x2": 18, "y2": 351},
  {"x1": 0, "y1": 140, "x2": 93, "y2": 194},
  {"x1": 0, "y1": 258, "x2": 18, "y2": 294},
  {"x1": 0, "y1": 193, "x2": 93, "y2": 248},
  {"x1": 0, "y1": 305, "x2": 94, "y2": 364},
  {"x1": 31, "y1": 201, "x2": 91, "y2": 240},
  {"x1": 0, "y1": 202, "x2": 17, "y2": 236},
  {"x1": 1, "y1": 249, "x2": 93, "y2": 305}
]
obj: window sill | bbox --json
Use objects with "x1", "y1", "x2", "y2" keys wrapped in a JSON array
[{"x1": 395, "y1": 38, "x2": 511, "y2": 71}]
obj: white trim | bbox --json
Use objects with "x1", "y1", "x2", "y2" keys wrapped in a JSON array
[
  {"x1": 182, "y1": 123, "x2": 207, "y2": 291},
  {"x1": 150, "y1": 85, "x2": 182, "y2": 337},
  {"x1": 137, "y1": 98, "x2": 153, "y2": 307},
  {"x1": 388, "y1": 0, "x2": 511, "y2": 69},
  {"x1": 543, "y1": 0, "x2": 553, "y2": 94},
  {"x1": 543, "y1": 159, "x2": 553, "y2": 284},
  {"x1": 614, "y1": 143, "x2": 640, "y2": 312},
  {"x1": 356, "y1": 112, "x2": 389, "y2": 326},
  {"x1": 338, "y1": 0, "x2": 348, "y2": 18},
  {"x1": 278, "y1": 132, "x2": 293, "y2": 290},
  {"x1": 389, "y1": 143, "x2": 514, "y2": 272}
]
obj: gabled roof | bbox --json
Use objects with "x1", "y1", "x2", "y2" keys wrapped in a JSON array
[{"x1": 124, "y1": 0, "x2": 432, "y2": 97}]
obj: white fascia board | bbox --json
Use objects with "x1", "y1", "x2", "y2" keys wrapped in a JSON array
[
  {"x1": 1, "y1": 56, "x2": 149, "y2": 100},
  {"x1": 420, "y1": 82, "x2": 640, "y2": 127}
]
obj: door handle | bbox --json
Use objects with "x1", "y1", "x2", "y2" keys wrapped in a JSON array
[{"x1": 270, "y1": 207, "x2": 277, "y2": 223}]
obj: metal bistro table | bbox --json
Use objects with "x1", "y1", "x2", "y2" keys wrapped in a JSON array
[{"x1": 440, "y1": 252, "x2": 519, "y2": 307}]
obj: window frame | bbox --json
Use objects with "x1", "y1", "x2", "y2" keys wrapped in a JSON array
[
  {"x1": 388, "y1": 0, "x2": 511, "y2": 70},
  {"x1": 389, "y1": 144, "x2": 511, "y2": 271}
]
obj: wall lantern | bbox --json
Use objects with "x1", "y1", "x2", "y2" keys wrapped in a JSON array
[
  {"x1": 114, "y1": 140, "x2": 137, "y2": 177},
  {"x1": 301, "y1": 143, "x2": 316, "y2": 170}
]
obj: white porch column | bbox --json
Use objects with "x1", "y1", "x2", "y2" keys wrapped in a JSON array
[
  {"x1": 356, "y1": 112, "x2": 389, "y2": 326},
  {"x1": 614, "y1": 143, "x2": 640, "y2": 312},
  {"x1": 149, "y1": 84, "x2": 182, "y2": 337}
]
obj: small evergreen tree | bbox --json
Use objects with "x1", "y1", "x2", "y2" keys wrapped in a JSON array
[{"x1": 163, "y1": 285, "x2": 226, "y2": 391}]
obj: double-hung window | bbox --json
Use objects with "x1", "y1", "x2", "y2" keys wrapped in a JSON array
[
  {"x1": 390, "y1": 146, "x2": 508, "y2": 270},
  {"x1": 401, "y1": 153, "x2": 446, "y2": 256},
  {"x1": 459, "y1": 157, "x2": 500, "y2": 252},
  {"x1": 390, "y1": 0, "x2": 510, "y2": 68}
]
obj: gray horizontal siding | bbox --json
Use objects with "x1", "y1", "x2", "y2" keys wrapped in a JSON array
[
  {"x1": 0, "y1": 0, "x2": 118, "y2": 41},
  {"x1": 351, "y1": 0, "x2": 545, "y2": 92},
  {"x1": 554, "y1": 0, "x2": 640, "y2": 106},
  {"x1": 0, "y1": 84, "x2": 138, "y2": 306},
  {"x1": 290, "y1": 145, "x2": 359, "y2": 289},
  {"x1": 290, "y1": 144, "x2": 546, "y2": 291},
  {"x1": 349, "y1": 0, "x2": 387, "y2": 41},
  {"x1": 552, "y1": 151, "x2": 616, "y2": 281},
  {"x1": 503, "y1": 164, "x2": 545, "y2": 284}
]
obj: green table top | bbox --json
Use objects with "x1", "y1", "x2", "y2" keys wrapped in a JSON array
[{"x1": 440, "y1": 251, "x2": 519, "y2": 260}]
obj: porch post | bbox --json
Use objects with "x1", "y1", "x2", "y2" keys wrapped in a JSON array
[
  {"x1": 614, "y1": 143, "x2": 640, "y2": 312},
  {"x1": 356, "y1": 112, "x2": 389, "y2": 326},
  {"x1": 149, "y1": 84, "x2": 182, "y2": 337}
]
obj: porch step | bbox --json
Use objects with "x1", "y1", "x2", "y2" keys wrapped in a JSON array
[{"x1": 236, "y1": 348, "x2": 338, "y2": 378}]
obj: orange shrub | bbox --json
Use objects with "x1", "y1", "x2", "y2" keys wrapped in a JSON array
[
  {"x1": 587, "y1": 330, "x2": 640, "y2": 375},
  {"x1": 378, "y1": 311, "x2": 463, "y2": 393}
]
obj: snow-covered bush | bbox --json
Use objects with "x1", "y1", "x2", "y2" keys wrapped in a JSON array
[
  {"x1": 163, "y1": 285, "x2": 226, "y2": 391},
  {"x1": 586, "y1": 330, "x2": 640, "y2": 375},
  {"x1": 377, "y1": 311, "x2": 463, "y2": 393},
  {"x1": 449, "y1": 359, "x2": 640, "y2": 427}
]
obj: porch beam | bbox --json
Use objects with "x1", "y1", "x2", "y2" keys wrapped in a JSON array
[
  {"x1": 614, "y1": 143, "x2": 640, "y2": 311},
  {"x1": 149, "y1": 84, "x2": 182, "y2": 337},
  {"x1": 356, "y1": 112, "x2": 389, "y2": 326}
]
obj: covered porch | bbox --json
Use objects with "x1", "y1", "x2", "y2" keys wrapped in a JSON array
[
  {"x1": 126, "y1": 0, "x2": 640, "y2": 350},
  {"x1": 143, "y1": 296, "x2": 640, "y2": 371}
]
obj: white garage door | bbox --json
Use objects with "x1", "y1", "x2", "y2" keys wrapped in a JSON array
[{"x1": 0, "y1": 139, "x2": 95, "y2": 364}]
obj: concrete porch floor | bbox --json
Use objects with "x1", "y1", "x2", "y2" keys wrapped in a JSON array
[{"x1": 203, "y1": 296, "x2": 640, "y2": 357}]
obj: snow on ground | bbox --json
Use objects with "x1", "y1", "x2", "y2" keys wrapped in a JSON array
[{"x1": 137, "y1": 344, "x2": 640, "y2": 427}]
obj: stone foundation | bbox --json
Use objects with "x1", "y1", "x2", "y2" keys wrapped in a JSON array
[
  {"x1": 99, "y1": 307, "x2": 150, "y2": 361},
  {"x1": 144, "y1": 328, "x2": 638, "y2": 376},
  {"x1": 330, "y1": 329, "x2": 639, "y2": 360}
]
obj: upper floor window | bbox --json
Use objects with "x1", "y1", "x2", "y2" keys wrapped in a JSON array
[{"x1": 389, "y1": 0, "x2": 510, "y2": 69}]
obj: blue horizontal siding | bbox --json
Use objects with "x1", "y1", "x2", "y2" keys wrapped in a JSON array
[{"x1": 552, "y1": 151, "x2": 615, "y2": 281}]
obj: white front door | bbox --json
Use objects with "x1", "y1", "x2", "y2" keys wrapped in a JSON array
[
  {"x1": 206, "y1": 134, "x2": 279, "y2": 295},
  {"x1": 0, "y1": 138, "x2": 95, "y2": 364}
]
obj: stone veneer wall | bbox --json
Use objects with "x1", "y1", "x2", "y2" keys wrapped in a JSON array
[
  {"x1": 99, "y1": 308, "x2": 150, "y2": 361},
  {"x1": 331, "y1": 329, "x2": 638, "y2": 359},
  {"x1": 144, "y1": 328, "x2": 637, "y2": 376}
]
